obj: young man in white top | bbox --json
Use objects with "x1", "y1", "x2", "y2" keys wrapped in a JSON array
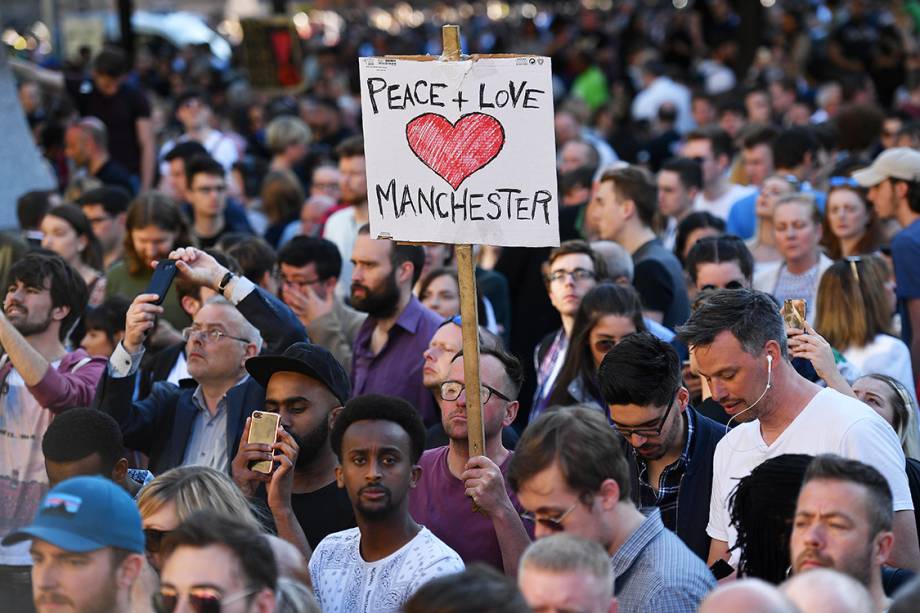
[
  {"x1": 681, "y1": 127, "x2": 754, "y2": 221},
  {"x1": 309, "y1": 394, "x2": 464, "y2": 612},
  {"x1": 323, "y1": 136, "x2": 368, "y2": 298},
  {"x1": 677, "y1": 289, "x2": 918, "y2": 572}
]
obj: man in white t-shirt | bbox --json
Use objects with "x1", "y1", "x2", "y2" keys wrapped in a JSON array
[
  {"x1": 310, "y1": 394, "x2": 464, "y2": 612},
  {"x1": 324, "y1": 136, "x2": 368, "y2": 298},
  {"x1": 681, "y1": 127, "x2": 755, "y2": 221},
  {"x1": 677, "y1": 289, "x2": 918, "y2": 572},
  {"x1": 158, "y1": 90, "x2": 238, "y2": 176}
]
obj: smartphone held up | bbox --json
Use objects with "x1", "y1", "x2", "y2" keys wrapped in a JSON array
[{"x1": 248, "y1": 410, "x2": 281, "y2": 474}]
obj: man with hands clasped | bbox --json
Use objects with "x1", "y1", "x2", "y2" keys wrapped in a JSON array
[
  {"x1": 93, "y1": 247, "x2": 307, "y2": 475},
  {"x1": 409, "y1": 345, "x2": 533, "y2": 575},
  {"x1": 232, "y1": 342, "x2": 356, "y2": 560}
]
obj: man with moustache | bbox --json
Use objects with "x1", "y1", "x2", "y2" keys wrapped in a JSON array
[
  {"x1": 232, "y1": 342, "x2": 356, "y2": 553},
  {"x1": 0, "y1": 253, "x2": 105, "y2": 611},
  {"x1": 599, "y1": 332, "x2": 723, "y2": 561},
  {"x1": 350, "y1": 225, "x2": 441, "y2": 425},
  {"x1": 410, "y1": 347, "x2": 533, "y2": 575},
  {"x1": 310, "y1": 394, "x2": 464, "y2": 612},
  {"x1": 677, "y1": 289, "x2": 918, "y2": 572},
  {"x1": 788, "y1": 455, "x2": 894, "y2": 613}
]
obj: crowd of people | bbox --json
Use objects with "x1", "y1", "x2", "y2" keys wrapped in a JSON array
[{"x1": 3, "y1": 0, "x2": 920, "y2": 611}]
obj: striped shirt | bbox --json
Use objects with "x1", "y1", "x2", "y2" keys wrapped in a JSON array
[{"x1": 611, "y1": 508, "x2": 715, "y2": 613}]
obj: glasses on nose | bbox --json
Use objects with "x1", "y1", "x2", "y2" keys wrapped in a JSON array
[
  {"x1": 278, "y1": 275, "x2": 322, "y2": 290},
  {"x1": 143, "y1": 528, "x2": 172, "y2": 555},
  {"x1": 592, "y1": 338, "x2": 618, "y2": 356},
  {"x1": 439, "y1": 380, "x2": 512, "y2": 404},
  {"x1": 520, "y1": 500, "x2": 579, "y2": 532},
  {"x1": 182, "y1": 327, "x2": 250, "y2": 344},
  {"x1": 611, "y1": 390, "x2": 677, "y2": 439},
  {"x1": 153, "y1": 587, "x2": 258, "y2": 613},
  {"x1": 700, "y1": 280, "x2": 745, "y2": 291},
  {"x1": 547, "y1": 268, "x2": 595, "y2": 284},
  {"x1": 193, "y1": 185, "x2": 226, "y2": 195}
]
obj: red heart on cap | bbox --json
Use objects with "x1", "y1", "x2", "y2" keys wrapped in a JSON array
[{"x1": 406, "y1": 113, "x2": 505, "y2": 190}]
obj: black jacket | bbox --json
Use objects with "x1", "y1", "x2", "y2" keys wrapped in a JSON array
[
  {"x1": 625, "y1": 406, "x2": 724, "y2": 561},
  {"x1": 94, "y1": 286, "x2": 307, "y2": 475}
]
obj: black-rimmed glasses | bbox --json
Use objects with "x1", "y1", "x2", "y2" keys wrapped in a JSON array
[
  {"x1": 439, "y1": 380, "x2": 512, "y2": 405},
  {"x1": 611, "y1": 390, "x2": 677, "y2": 439}
]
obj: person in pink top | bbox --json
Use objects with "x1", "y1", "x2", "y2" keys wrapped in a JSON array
[{"x1": 0, "y1": 252, "x2": 107, "y2": 610}]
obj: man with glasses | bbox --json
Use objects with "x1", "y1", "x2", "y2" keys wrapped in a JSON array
[
  {"x1": 4, "y1": 476, "x2": 146, "y2": 613},
  {"x1": 508, "y1": 406, "x2": 715, "y2": 612},
  {"x1": 598, "y1": 332, "x2": 724, "y2": 561},
  {"x1": 854, "y1": 147, "x2": 920, "y2": 385},
  {"x1": 159, "y1": 511, "x2": 277, "y2": 613},
  {"x1": 277, "y1": 236, "x2": 366, "y2": 371},
  {"x1": 94, "y1": 247, "x2": 307, "y2": 475},
  {"x1": 531, "y1": 240, "x2": 605, "y2": 422},
  {"x1": 410, "y1": 346, "x2": 533, "y2": 575},
  {"x1": 75, "y1": 186, "x2": 130, "y2": 271},
  {"x1": 185, "y1": 155, "x2": 254, "y2": 248}
]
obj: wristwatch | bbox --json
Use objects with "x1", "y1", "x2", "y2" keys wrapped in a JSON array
[{"x1": 217, "y1": 271, "x2": 235, "y2": 295}]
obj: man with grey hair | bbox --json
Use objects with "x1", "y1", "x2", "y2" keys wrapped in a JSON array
[
  {"x1": 677, "y1": 289, "x2": 917, "y2": 573},
  {"x1": 518, "y1": 534, "x2": 616, "y2": 613},
  {"x1": 94, "y1": 247, "x2": 307, "y2": 474},
  {"x1": 699, "y1": 579, "x2": 797, "y2": 613},
  {"x1": 782, "y1": 568, "x2": 873, "y2": 613},
  {"x1": 64, "y1": 117, "x2": 135, "y2": 194}
]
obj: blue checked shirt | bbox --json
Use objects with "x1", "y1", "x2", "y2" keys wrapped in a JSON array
[
  {"x1": 611, "y1": 508, "x2": 716, "y2": 613},
  {"x1": 637, "y1": 410, "x2": 695, "y2": 532}
]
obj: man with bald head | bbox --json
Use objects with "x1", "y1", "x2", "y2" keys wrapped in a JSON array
[
  {"x1": 94, "y1": 247, "x2": 307, "y2": 474},
  {"x1": 782, "y1": 568, "x2": 874, "y2": 613},
  {"x1": 699, "y1": 579, "x2": 797, "y2": 613}
]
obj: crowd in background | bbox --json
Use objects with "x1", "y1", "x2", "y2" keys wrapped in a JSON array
[{"x1": 3, "y1": 0, "x2": 920, "y2": 611}]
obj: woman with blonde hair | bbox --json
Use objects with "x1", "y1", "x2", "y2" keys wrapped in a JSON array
[
  {"x1": 852, "y1": 374, "x2": 920, "y2": 461},
  {"x1": 814, "y1": 255, "x2": 917, "y2": 408},
  {"x1": 137, "y1": 465, "x2": 263, "y2": 571}
]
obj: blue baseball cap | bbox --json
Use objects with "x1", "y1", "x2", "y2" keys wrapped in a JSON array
[{"x1": 2, "y1": 476, "x2": 144, "y2": 553}]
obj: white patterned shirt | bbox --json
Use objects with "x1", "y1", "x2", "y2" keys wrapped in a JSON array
[{"x1": 309, "y1": 526, "x2": 464, "y2": 612}]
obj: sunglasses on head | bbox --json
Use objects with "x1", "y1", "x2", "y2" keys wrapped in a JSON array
[{"x1": 153, "y1": 588, "x2": 257, "y2": 613}]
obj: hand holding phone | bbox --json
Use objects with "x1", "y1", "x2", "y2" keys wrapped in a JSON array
[{"x1": 247, "y1": 411, "x2": 281, "y2": 474}]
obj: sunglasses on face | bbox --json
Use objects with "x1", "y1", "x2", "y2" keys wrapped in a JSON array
[
  {"x1": 700, "y1": 280, "x2": 745, "y2": 291},
  {"x1": 153, "y1": 588, "x2": 257, "y2": 613},
  {"x1": 143, "y1": 528, "x2": 172, "y2": 554},
  {"x1": 520, "y1": 500, "x2": 580, "y2": 532}
]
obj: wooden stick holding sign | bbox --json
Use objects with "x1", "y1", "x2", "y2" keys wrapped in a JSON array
[{"x1": 359, "y1": 24, "x2": 559, "y2": 464}]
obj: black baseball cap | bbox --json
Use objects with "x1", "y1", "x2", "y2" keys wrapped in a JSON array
[{"x1": 246, "y1": 342, "x2": 350, "y2": 405}]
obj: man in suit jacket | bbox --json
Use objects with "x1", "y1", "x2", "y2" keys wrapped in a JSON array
[{"x1": 94, "y1": 247, "x2": 307, "y2": 475}]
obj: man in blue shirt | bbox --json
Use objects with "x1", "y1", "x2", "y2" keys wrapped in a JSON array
[{"x1": 854, "y1": 147, "x2": 920, "y2": 385}]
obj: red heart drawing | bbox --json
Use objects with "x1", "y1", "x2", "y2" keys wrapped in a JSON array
[{"x1": 406, "y1": 113, "x2": 505, "y2": 190}]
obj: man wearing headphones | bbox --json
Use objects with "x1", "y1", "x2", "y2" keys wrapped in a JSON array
[{"x1": 678, "y1": 289, "x2": 918, "y2": 574}]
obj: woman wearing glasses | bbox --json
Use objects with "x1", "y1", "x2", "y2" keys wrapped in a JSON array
[
  {"x1": 820, "y1": 177, "x2": 885, "y2": 259},
  {"x1": 547, "y1": 283, "x2": 646, "y2": 411},
  {"x1": 814, "y1": 255, "x2": 917, "y2": 409}
]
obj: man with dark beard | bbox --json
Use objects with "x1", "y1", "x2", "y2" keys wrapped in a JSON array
[
  {"x1": 788, "y1": 455, "x2": 895, "y2": 613},
  {"x1": 410, "y1": 346, "x2": 533, "y2": 575},
  {"x1": 350, "y1": 224, "x2": 441, "y2": 425},
  {"x1": 310, "y1": 394, "x2": 464, "y2": 612},
  {"x1": 232, "y1": 342, "x2": 355, "y2": 554},
  {"x1": 598, "y1": 332, "x2": 724, "y2": 561},
  {"x1": 0, "y1": 253, "x2": 106, "y2": 611}
]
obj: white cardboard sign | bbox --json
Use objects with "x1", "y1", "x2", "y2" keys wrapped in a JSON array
[{"x1": 359, "y1": 56, "x2": 559, "y2": 247}]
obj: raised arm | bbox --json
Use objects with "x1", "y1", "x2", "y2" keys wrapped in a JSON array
[{"x1": 8, "y1": 57, "x2": 64, "y2": 91}]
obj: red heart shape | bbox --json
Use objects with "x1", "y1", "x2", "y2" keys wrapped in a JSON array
[{"x1": 405, "y1": 113, "x2": 505, "y2": 190}]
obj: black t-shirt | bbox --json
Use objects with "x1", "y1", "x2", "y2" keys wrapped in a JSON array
[
  {"x1": 65, "y1": 77, "x2": 151, "y2": 175},
  {"x1": 632, "y1": 238, "x2": 690, "y2": 330},
  {"x1": 288, "y1": 481, "x2": 356, "y2": 549},
  {"x1": 94, "y1": 159, "x2": 136, "y2": 195}
]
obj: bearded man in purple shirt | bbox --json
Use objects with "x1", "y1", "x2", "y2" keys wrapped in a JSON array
[
  {"x1": 350, "y1": 224, "x2": 441, "y2": 425},
  {"x1": 409, "y1": 345, "x2": 533, "y2": 575}
]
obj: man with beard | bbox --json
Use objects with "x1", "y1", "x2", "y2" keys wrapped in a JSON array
[
  {"x1": 350, "y1": 224, "x2": 441, "y2": 425},
  {"x1": 410, "y1": 347, "x2": 533, "y2": 575},
  {"x1": 232, "y1": 342, "x2": 356, "y2": 554},
  {"x1": 3, "y1": 476, "x2": 145, "y2": 613},
  {"x1": 788, "y1": 455, "x2": 895, "y2": 613},
  {"x1": 310, "y1": 394, "x2": 464, "y2": 612},
  {"x1": 599, "y1": 332, "x2": 723, "y2": 561},
  {"x1": 0, "y1": 253, "x2": 106, "y2": 611},
  {"x1": 94, "y1": 247, "x2": 306, "y2": 475},
  {"x1": 677, "y1": 289, "x2": 917, "y2": 573}
]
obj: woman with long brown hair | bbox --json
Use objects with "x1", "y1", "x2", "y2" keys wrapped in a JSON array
[
  {"x1": 105, "y1": 192, "x2": 195, "y2": 329},
  {"x1": 819, "y1": 177, "x2": 884, "y2": 259}
]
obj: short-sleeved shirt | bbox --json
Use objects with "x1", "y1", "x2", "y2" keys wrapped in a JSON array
[
  {"x1": 409, "y1": 446, "x2": 533, "y2": 570},
  {"x1": 708, "y1": 387, "x2": 913, "y2": 566},
  {"x1": 351, "y1": 296, "x2": 442, "y2": 426},
  {"x1": 309, "y1": 526, "x2": 464, "y2": 612},
  {"x1": 892, "y1": 219, "x2": 920, "y2": 350},
  {"x1": 632, "y1": 239, "x2": 690, "y2": 330},
  {"x1": 65, "y1": 78, "x2": 151, "y2": 176}
]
